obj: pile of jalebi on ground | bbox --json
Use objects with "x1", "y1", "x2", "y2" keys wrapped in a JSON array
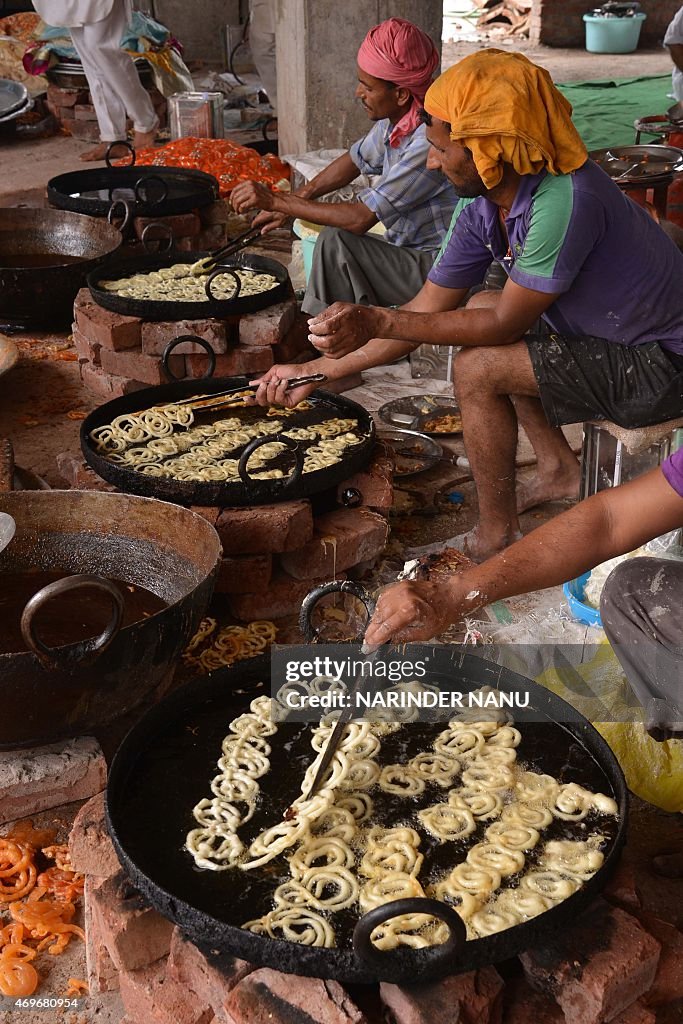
[
  {"x1": 182, "y1": 617, "x2": 277, "y2": 675},
  {"x1": 118, "y1": 138, "x2": 290, "y2": 197},
  {"x1": 0, "y1": 840, "x2": 86, "y2": 997}
]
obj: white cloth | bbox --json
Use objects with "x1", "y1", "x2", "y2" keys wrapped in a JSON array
[
  {"x1": 249, "y1": 0, "x2": 277, "y2": 113},
  {"x1": 32, "y1": 0, "x2": 115, "y2": 28},
  {"x1": 68, "y1": 0, "x2": 157, "y2": 141},
  {"x1": 664, "y1": 5, "x2": 683, "y2": 102}
]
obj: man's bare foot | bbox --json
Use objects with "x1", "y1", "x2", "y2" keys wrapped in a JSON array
[
  {"x1": 80, "y1": 143, "x2": 110, "y2": 162},
  {"x1": 133, "y1": 127, "x2": 157, "y2": 151},
  {"x1": 407, "y1": 525, "x2": 523, "y2": 564},
  {"x1": 516, "y1": 463, "x2": 580, "y2": 514}
]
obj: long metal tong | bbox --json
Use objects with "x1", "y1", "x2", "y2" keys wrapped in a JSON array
[
  {"x1": 189, "y1": 225, "x2": 263, "y2": 276},
  {"x1": 175, "y1": 373, "x2": 328, "y2": 413}
]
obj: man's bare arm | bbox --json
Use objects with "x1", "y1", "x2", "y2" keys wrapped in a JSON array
[{"x1": 667, "y1": 42, "x2": 683, "y2": 73}]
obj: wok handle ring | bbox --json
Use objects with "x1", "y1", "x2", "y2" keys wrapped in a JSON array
[
  {"x1": 352, "y1": 898, "x2": 466, "y2": 974},
  {"x1": 141, "y1": 221, "x2": 174, "y2": 254},
  {"x1": 107, "y1": 199, "x2": 132, "y2": 234},
  {"x1": 238, "y1": 433, "x2": 304, "y2": 489},
  {"x1": 105, "y1": 140, "x2": 135, "y2": 167},
  {"x1": 205, "y1": 267, "x2": 241, "y2": 304},
  {"x1": 20, "y1": 574, "x2": 124, "y2": 671},
  {"x1": 299, "y1": 580, "x2": 376, "y2": 643},
  {"x1": 134, "y1": 173, "x2": 169, "y2": 208},
  {"x1": 162, "y1": 335, "x2": 216, "y2": 381}
]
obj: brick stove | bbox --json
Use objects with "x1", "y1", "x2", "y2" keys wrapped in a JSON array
[
  {"x1": 67, "y1": 792, "x2": 683, "y2": 1024},
  {"x1": 46, "y1": 81, "x2": 168, "y2": 143},
  {"x1": 64, "y1": 289, "x2": 391, "y2": 619}
]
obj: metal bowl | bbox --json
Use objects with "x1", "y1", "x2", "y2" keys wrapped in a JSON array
[{"x1": 377, "y1": 427, "x2": 443, "y2": 476}]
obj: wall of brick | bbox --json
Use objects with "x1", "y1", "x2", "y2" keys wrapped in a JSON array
[{"x1": 529, "y1": 0, "x2": 680, "y2": 49}]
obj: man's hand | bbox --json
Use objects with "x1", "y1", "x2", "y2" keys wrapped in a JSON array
[
  {"x1": 364, "y1": 580, "x2": 456, "y2": 647},
  {"x1": 248, "y1": 364, "x2": 321, "y2": 408},
  {"x1": 308, "y1": 302, "x2": 386, "y2": 358},
  {"x1": 230, "y1": 180, "x2": 278, "y2": 215},
  {"x1": 252, "y1": 209, "x2": 289, "y2": 234}
]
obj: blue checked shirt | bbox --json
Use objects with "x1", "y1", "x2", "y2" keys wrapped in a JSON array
[{"x1": 349, "y1": 120, "x2": 457, "y2": 253}]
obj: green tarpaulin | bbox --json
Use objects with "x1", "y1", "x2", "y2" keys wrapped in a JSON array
[{"x1": 557, "y1": 74, "x2": 673, "y2": 152}]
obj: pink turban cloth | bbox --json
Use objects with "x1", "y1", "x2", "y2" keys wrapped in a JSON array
[{"x1": 357, "y1": 17, "x2": 439, "y2": 148}]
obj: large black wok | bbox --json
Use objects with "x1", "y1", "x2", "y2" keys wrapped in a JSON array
[
  {"x1": 0, "y1": 208, "x2": 122, "y2": 328},
  {"x1": 0, "y1": 490, "x2": 221, "y2": 749},
  {"x1": 106, "y1": 648, "x2": 628, "y2": 985},
  {"x1": 80, "y1": 369, "x2": 376, "y2": 508}
]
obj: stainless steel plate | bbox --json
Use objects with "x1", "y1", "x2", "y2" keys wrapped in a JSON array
[
  {"x1": 378, "y1": 394, "x2": 459, "y2": 432},
  {"x1": 0, "y1": 79, "x2": 28, "y2": 119},
  {"x1": 590, "y1": 144, "x2": 683, "y2": 183}
]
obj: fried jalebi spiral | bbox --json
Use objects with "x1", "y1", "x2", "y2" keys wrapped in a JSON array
[
  {"x1": 495, "y1": 889, "x2": 553, "y2": 921},
  {"x1": 370, "y1": 912, "x2": 450, "y2": 951},
  {"x1": 550, "y1": 783, "x2": 619, "y2": 821},
  {"x1": 470, "y1": 903, "x2": 522, "y2": 937},
  {"x1": 452, "y1": 787, "x2": 503, "y2": 821},
  {"x1": 501, "y1": 802, "x2": 554, "y2": 830},
  {"x1": 515, "y1": 771, "x2": 560, "y2": 806},
  {"x1": 289, "y1": 836, "x2": 354, "y2": 879},
  {"x1": 185, "y1": 828, "x2": 245, "y2": 870},
  {"x1": 540, "y1": 838, "x2": 605, "y2": 881},
  {"x1": 246, "y1": 906, "x2": 336, "y2": 947},
  {"x1": 378, "y1": 765, "x2": 425, "y2": 797},
  {"x1": 520, "y1": 870, "x2": 581, "y2": 901},
  {"x1": 298, "y1": 866, "x2": 358, "y2": 910},
  {"x1": 241, "y1": 820, "x2": 309, "y2": 871},
  {"x1": 486, "y1": 726, "x2": 522, "y2": 748},
  {"x1": 466, "y1": 843, "x2": 525, "y2": 877},
  {"x1": 359, "y1": 872, "x2": 425, "y2": 914},
  {"x1": 448, "y1": 862, "x2": 502, "y2": 897},
  {"x1": 426, "y1": 881, "x2": 481, "y2": 921},
  {"x1": 340, "y1": 759, "x2": 380, "y2": 791},
  {"x1": 335, "y1": 792, "x2": 373, "y2": 823},
  {"x1": 418, "y1": 803, "x2": 476, "y2": 842},
  {"x1": 360, "y1": 835, "x2": 423, "y2": 879},
  {"x1": 0, "y1": 840, "x2": 37, "y2": 903},
  {"x1": 409, "y1": 753, "x2": 460, "y2": 787},
  {"x1": 484, "y1": 823, "x2": 540, "y2": 852},
  {"x1": 434, "y1": 728, "x2": 485, "y2": 759},
  {"x1": 460, "y1": 762, "x2": 515, "y2": 793},
  {"x1": 310, "y1": 807, "x2": 357, "y2": 843}
]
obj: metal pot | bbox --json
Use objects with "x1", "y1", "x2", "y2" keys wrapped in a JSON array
[
  {"x1": 0, "y1": 490, "x2": 221, "y2": 749},
  {"x1": 0, "y1": 208, "x2": 122, "y2": 328}
]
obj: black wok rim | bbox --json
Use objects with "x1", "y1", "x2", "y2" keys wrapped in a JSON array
[
  {"x1": 86, "y1": 251, "x2": 291, "y2": 320},
  {"x1": 80, "y1": 379, "x2": 376, "y2": 507},
  {"x1": 47, "y1": 165, "x2": 219, "y2": 218},
  {"x1": 106, "y1": 650, "x2": 629, "y2": 984}
]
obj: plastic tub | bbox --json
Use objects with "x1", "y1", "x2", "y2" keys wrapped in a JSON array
[
  {"x1": 563, "y1": 572, "x2": 603, "y2": 628},
  {"x1": 583, "y1": 12, "x2": 646, "y2": 54},
  {"x1": 292, "y1": 219, "x2": 322, "y2": 284}
]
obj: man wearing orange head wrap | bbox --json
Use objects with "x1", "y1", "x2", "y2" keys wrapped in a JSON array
[
  {"x1": 255, "y1": 51, "x2": 683, "y2": 562},
  {"x1": 231, "y1": 17, "x2": 456, "y2": 313}
]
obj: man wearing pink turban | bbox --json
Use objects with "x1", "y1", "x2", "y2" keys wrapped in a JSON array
[{"x1": 231, "y1": 17, "x2": 455, "y2": 314}]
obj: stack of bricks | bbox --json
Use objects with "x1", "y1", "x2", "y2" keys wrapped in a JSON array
[
  {"x1": 46, "y1": 79, "x2": 167, "y2": 142},
  {"x1": 72, "y1": 286, "x2": 307, "y2": 402},
  {"x1": 57, "y1": 445, "x2": 395, "y2": 620},
  {"x1": 69, "y1": 792, "x2": 683, "y2": 1024}
]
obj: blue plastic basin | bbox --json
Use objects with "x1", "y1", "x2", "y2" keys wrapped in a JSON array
[
  {"x1": 563, "y1": 571, "x2": 603, "y2": 627},
  {"x1": 583, "y1": 13, "x2": 646, "y2": 54}
]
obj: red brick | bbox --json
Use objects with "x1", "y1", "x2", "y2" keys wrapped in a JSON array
[
  {"x1": 100, "y1": 347, "x2": 185, "y2": 386},
  {"x1": 72, "y1": 324, "x2": 101, "y2": 366},
  {"x1": 56, "y1": 452, "x2": 116, "y2": 492},
  {"x1": 85, "y1": 876, "x2": 119, "y2": 994},
  {"x1": 227, "y1": 968, "x2": 367, "y2": 1024},
  {"x1": 279, "y1": 507, "x2": 388, "y2": 580},
  {"x1": 80, "y1": 363, "x2": 147, "y2": 399},
  {"x1": 195, "y1": 224, "x2": 227, "y2": 249},
  {"x1": 337, "y1": 451, "x2": 394, "y2": 511},
  {"x1": 502, "y1": 978, "x2": 564, "y2": 1024},
  {"x1": 74, "y1": 289, "x2": 142, "y2": 350},
  {"x1": 191, "y1": 506, "x2": 222, "y2": 527},
  {"x1": 0, "y1": 737, "x2": 106, "y2": 825},
  {"x1": 74, "y1": 102, "x2": 98, "y2": 121},
  {"x1": 238, "y1": 299, "x2": 297, "y2": 347},
  {"x1": 92, "y1": 870, "x2": 174, "y2": 972},
  {"x1": 603, "y1": 857, "x2": 642, "y2": 912},
  {"x1": 215, "y1": 554, "x2": 272, "y2": 594},
  {"x1": 636, "y1": 912, "x2": 683, "y2": 1006},
  {"x1": 1, "y1": 438, "x2": 14, "y2": 493},
  {"x1": 215, "y1": 500, "x2": 313, "y2": 555},
  {"x1": 200, "y1": 200, "x2": 235, "y2": 226},
  {"x1": 184, "y1": 346, "x2": 273, "y2": 379},
  {"x1": 47, "y1": 84, "x2": 88, "y2": 107},
  {"x1": 521, "y1": 902, "x2": 661, "y2": 1024},
  {"x1": 71, "y1": 120, "x2": 102, "y2": 142},
  {"x1": 272, "y1": 329, "x2": 316, "y2": 365},
  {"x1": 120, "y1": 959, "x2": 214, "y2": 1024},
  {"x1": 69, "y1": 791, "x2": 120, "y2": 878},
  {"x1": 229, "y1": 568, "x2": 346, "y2": 621},
  {"x1": 380, "y1": 966, "x2": 504, "y2": 1024},
  {"x1": 134, "y1": 212, "x2": 202, "y2": 240},
  {"x1": 167, "y1": 929, "x2": 253, "y2": 1017},
  {"x1": 612, "y1": 1003, "x2": 656, "y2": 1024},
  {"x1": 140, "y1": 319, "x2": 229, "y2": 356}
]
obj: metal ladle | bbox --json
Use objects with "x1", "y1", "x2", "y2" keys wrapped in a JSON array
[{"x1": 0, "y1": 512, "x2": 16, "y2": 554}]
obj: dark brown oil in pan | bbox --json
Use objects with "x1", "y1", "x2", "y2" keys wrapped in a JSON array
[
  {"x1": 117, "y1": 678, "x2": 619, "y2": 951},
  {"x1": 0, "y1": 570, "x2": 168, "y2": 655},
  {"x1": 3, "y1": 253, "x2": 86, "y2": 269}
]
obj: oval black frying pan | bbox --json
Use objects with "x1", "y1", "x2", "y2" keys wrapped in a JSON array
[{"x1": 106, "y1": 647, "x2": 628, "y2": 985}]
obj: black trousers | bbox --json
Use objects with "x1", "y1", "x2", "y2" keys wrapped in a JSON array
[{"x1": 601, "y1": 556, "x2": 683, "y2": 738}]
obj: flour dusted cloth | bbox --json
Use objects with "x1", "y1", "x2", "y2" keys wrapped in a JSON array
[
  {"x1": 357, "y1": 17, "x2": 439, "y2": 148},
  {"x1": 424, "y1": 49, "x2": 587, "y2": 189}
]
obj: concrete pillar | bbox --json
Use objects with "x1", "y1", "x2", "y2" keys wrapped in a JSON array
[{"x1": 276, "y1": 0, "x2": 443, "y2": 155}]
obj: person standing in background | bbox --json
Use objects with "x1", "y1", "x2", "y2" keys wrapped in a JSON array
[
  {"x1": 31, "y1": 0, "x2": 159, "y2": 160},
  {"x1": 249, "y1": 0, "x2": 277, "y2": 120},
  {"x1": 664, "y1": 5, "x2": 683, "y2": 102}
]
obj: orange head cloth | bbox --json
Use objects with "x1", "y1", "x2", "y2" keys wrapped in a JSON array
[
  {"x1": 357, "y1": 18, "x2": 439, "y2": 148},
  {"x1": 424, "y1": 49, "x2": 587, "y2": 189}
]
